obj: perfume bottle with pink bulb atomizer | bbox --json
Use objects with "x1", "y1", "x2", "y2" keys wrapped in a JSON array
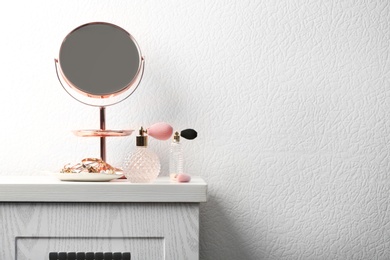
[
  {"x1": 169, "y1": 128, "x2": 197, "y2": 182},
  {"x1": 123, "y1": 122, "x2": 173, "y2": 183}
]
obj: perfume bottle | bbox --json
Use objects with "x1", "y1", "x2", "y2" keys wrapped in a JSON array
[
  {"x1": 123, "y1": 127, "x2": 161, "y2": 183},
  {"x1": 169, "y1": 132, "x2": 184, "y2": 178},
  {"x1": 169, "y1": 128, "x2": 197, "y2": 182}
]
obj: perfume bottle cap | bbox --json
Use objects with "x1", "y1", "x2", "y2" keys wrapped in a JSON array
[
  {"x1": 136, "y1": 126, "x2": 148, "y2": 147},
  {"x1": 173, "y1": 132, "x2": 180, "y2": 142}
]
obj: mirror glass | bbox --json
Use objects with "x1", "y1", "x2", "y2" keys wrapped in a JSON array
[{"x1": 56, "y1": 22, "x2": 144, "y2": 106}]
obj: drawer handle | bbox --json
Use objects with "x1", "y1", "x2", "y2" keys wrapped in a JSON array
[{"x1": 49, "y1": 252, "x2": 130, "y2": 260}]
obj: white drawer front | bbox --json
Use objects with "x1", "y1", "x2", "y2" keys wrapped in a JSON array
[{"x1": 1, "y1": 203, "x2": 199, "y2": 259}]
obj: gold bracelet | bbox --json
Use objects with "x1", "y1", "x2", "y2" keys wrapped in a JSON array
[{"x1": 61, "y1": 158, "x2": 121, "y2": 174}]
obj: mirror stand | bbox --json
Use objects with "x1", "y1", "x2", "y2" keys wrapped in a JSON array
[{"x1": 99, "y1": 106, "x2": 106, "y2": 161}]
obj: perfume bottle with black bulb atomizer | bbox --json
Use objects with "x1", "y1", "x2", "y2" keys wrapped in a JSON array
[
  {"x1": 123, "y1": 122, "x2": 173, "y2": 183},
  {"x1": 170, "y1": 128, "x2": 197, "y2": 182}
]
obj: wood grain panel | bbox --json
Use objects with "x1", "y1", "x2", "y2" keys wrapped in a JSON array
[{"x1": 0, "y1": 202, "x2": 199, "y2": 259}]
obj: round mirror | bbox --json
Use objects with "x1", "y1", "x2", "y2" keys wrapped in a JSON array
[{"x1": 56, "y1": 22, "x2": 144, "y2": 107}]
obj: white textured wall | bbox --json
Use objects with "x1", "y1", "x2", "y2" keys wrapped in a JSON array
[{"x1": 0, "y1": 1, "x2": 389, "y2": 259}]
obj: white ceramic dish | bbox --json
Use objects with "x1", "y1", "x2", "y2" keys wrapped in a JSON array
[{"x1": 54, "y1": 172, "x2": 124, "y2": 182}]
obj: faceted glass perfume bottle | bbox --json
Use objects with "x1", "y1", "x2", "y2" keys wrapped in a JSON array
[{"x1": 123, "y1": 127, "x2": 161, "y2": 183}]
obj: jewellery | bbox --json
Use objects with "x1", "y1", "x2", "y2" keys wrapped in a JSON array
[{"x1": 61, "y1": 158, "x2": 122, "y2": 174}]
